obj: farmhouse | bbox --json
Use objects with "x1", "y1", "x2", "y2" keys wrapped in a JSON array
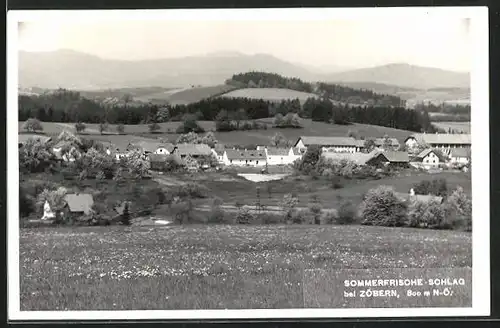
[
  {"x1": 366, "y1": 151, "x2": 410, "y2": 167},
  {"x1": 149, "y1": 154, "x2": 184, "y2": 171},
  {"x1": 322, "y1": 151, "x2": 377, "y2": 165},
  {"x1": 404, "y1": 133, "x2": 471, "y2": 153},
  {"x1": 223, "y1": 149, "x2": 267, "y2": 166},
  {"x1": 295, "y1": 136, "x2": 365, "y2": 154},
  {"x1": 212, "y1": 148, "x2": 226, "y2": 164},
  {"x1": 62, "y1": 193, "x2": 94, "y2": 220},
  {"x1": 449, "y1": 148, "x2": 471, "y2": 165},
  {"x1": 373, "y1": 137, "x2": 400, "y2": 150},
  {"x1": 18, "y1": 134, "x2": 52, "y2": 148},
  {"x1": 264, "y1": 147, "x2": 301, "y2": 165},
  {"x1": 134, "y1": 141, "x2": 175, "y2": 155},
  {"x1": 410, "y1": 148, "x2": 447, "y2": 169},
  {"x1": 173, "y1": 143, "x2": 213, "y2": 158}
]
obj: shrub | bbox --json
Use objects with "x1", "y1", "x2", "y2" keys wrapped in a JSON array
[
  {"x1": 22, "y1": 118, "x2": 43, "y2": 133},
  {"x1": 337, "y1": 200, "x2": 357, "y2": 225},
  {"x1": 406, "y1": 199, "x2": 448, "y2": 229},
  {"x1": 443, "y1": 186, "x2": 472, "y2": 231},
  {"x1": 258, "y1": 212, "x2": 285, "y2": 224},
  {"x1": 320, "y1": 210, "x2": 339, "y2": 224},
  {"x1": 279, "y1": 193, "x2": 299, "y2": 223},
  {"x1": 171, "y1": 199, "x2": 195, "y2": 224},
  {"x1": 290, "y1": 208, "x2": 314, "y2": 224},
  {"x1": 236, "y1": 207, "x2": 254, "y2": 224},
  {"x1": 99, "y1": 122, "x2": 109, "y2": 134},
  {"x1": 308, "y1": 203, "x2": 323, "y2": 224},
  {"x1": 207, "y1": 198, "x2": 229, "y2": 223},
  {"x1": 75, "y1": 122, "x2": 86, "y2": 133},
  {"x1": 175, "y1": 183, "x2": 209, "y2": 199},
  {"x1": 413, "y1": 178, "x2": 448, "y2": 197},
  {"x1": 19, "y1": 186, "x2": 35, "y2": 218},
  {"x1": 330, "y1": 176, "x2": 344, "y2": 189},
  {"x1": 117, "y1": 124, "x2": 125, "y2": 134},
  {"x1": 359, "y1": 186, "x2": 408, "y2": 227}
]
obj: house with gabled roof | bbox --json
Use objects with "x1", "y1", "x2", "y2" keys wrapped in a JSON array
[
  {"x1": 295, "y1": 136, "x2": 364, "y2": 154},
  {"x1": 404, "y1": 133, "x2": 471, "y2": 153},
  {"x1": 410, "y1": 148, "x2": 447, "y2": 169},
  {"x1": 366, "y1": 151, "x2": 410, "y2": 167},
  {"x1": 173, "y1": 143, "x2": 213, "y2": 158},
  {"x1": 18, "y1": 134, "x2": 52, "y2": 148},
  {"x1": 61, "y1": 193, "x2": 94, "y2": 221},
  {"x1": 449, "y1": 147, "x2": 471, "y2": 165},
  {"x1": 263, "y1": 147, "x2": 296, "y2": 165},
  {"x1": 223, "y1": 149, "x2": 267, "y2": 167}
]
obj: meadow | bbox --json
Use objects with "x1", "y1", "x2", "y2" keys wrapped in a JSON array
[
  {"x1": 20, "y1": 224, "x2": 471, "y2": 310},
  {"x1": 134, "y1": 84, "x2": 238, "y2": 105},
  {"x1": 19, "y1": 119, "x2": 415, "y2": 147},
  {"x1": 219, "y1": 88, "x2": 319, "y2": 104},
  {"x1": 165, "y1": 171, "x2": 472, "y2": 209},
  {"x1": 432, "y1": 121, "x2": 471, "y2": 134}
]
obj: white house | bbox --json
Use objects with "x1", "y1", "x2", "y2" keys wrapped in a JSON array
[
  {"x1": 263, "y1": 147, "x2": 296, "y2": 165},
  {"x1": 212, "y1": 148, "x2": 225, "y2": 164},
  {"x1": 223, "y1": 149, "x2": 267, "y2": 167},
  {"x1": 410, "y1": 148, "x2": 446, "y2": 169},
  {"x1": 404, "y1": 133, "x2": 471, "y2": 154},
  {"x1": 449, "y1": 148, "x2": 471, "y2": 165},
  {"x1": 294, "y1": 136, "x2": 365, "y2": 154}
]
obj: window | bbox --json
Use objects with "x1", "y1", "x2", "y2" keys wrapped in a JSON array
[
  {"x1": 230, "y1": 160, "x2": 233, "y2": 163},
  {"x1": 256, "y1": 161, "x2": 259, "y2": 165}
]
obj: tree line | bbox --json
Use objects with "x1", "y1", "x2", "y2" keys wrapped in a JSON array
[
  {"x1": 19, "y1": 88, "x2": 435, "y2": 133},
  {"x1": 227, "y1": 72, "x2": 405, "y2": 107}
]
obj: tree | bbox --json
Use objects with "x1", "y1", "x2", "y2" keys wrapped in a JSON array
[
  {"x1": 201, "y1": 131, "x2": 218, "y2": 148},
  {"x1": 280, "y1": 193, "x2": 299, "y2": 223},
  {"x1": 148, "y1": 122, "x2": 161, "y2": 133},
  {"x1": 99, "y1": 122, "x2": 109, "y2": 134},
  {"x1": 36, "y1": 187, "x2": 68, "y2": 215},
  {"x1": 273, "y1": 113, "x2": 284, "y2": 127},
  {"x1": 19, "y1": 139, "x2": 55, "y2": 173},
  {"x1": 176, "y1": 132, "x2": 200, "y2": 144},
  {"x1": 295, "y1": 145, "x2": 321, "y2": 174},
  {"x1": 233, "y1": 108, "x2": 248, "y2": 130},
  {"x1": 215, "y1": 110, "x2": 234, "y2": 132},
  {"x1": 359, "y1": 186, "x2": 407, "y2": 227},
  {"x1": 117, "y1": 124, "x2": 125, "y2": 134},
  {"x1": 22, "y1": 118, "x2": 43, "y2": 133},
  {"x1": 364, "y1": 139, "x2": 376, "y2": 152},
  {"x1": 156, "y1": 107, "x2": 170, "y2": 123},
  {"x1": 75, "y1": 122, "x2": 86, "y2": 134},
  {"x1": 121, "y1": 202, "x2": 131, "y2": 225},
  {"x1": 176, "y1": 116, "x2": 205, "y2": 134},
  {"x1": 270, "y1": 132, "x2": 290, "y2": 148}
]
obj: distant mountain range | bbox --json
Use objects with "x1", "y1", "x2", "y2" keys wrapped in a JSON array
[{"x1": 18, "y1": 49, "x2": 470, "y2": 91}]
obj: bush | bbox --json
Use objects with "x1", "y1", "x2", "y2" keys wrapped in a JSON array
[
  {"x1": 336, "y1": 200, "x2": 357, "y2": 225},
  {"x1": 413, "y1": 178, "x2": 448, "y2": 197},
  {"x1": 443, "y1": 186, "x2": 472, "y2": 231},
  {"x1": 308, "y1": 203, "x2": 323, "y2": 224},
  {"x1": 117, "y1": 124, "x2": 125, "y2": 134},
  {"x1": 290, "y1": 208, "x2": 314, "y2": 224},
  {"x1": 406, "y1": 199, "x2": 448, "y2": 229},
  {"x1": 75, "y1": 122, "x2": 86, "y2": 133},
  {"x1": 320, "y1": 210, "x2": 339, "y2": 225},
  {"x1": 22, "y1": 118, "x2": 43, "y2": 133},
  {"x1": 236, "y1": 207, "x2": 254, "y2": 224},
  {"x1": 359, "y1": 186, "x2": 408, "y2": 227},
  {"x1": 207, "y1": 198, "x2": 229, "y2": 223},
  {"x1": 171, "y1": 199, "x2": 195, "y2": 224},
  {"x1": 330, "y1": 176, "x2": 344, "y2": 189},
  {"x1": 175, "y1": 183, "x2": 209, "y2": 199}
]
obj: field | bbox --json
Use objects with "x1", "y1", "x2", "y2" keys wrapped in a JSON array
[
  {"x1": 19, "y1": 119, "x2": 415, "y2": 147},
  {"x1": 164, "y1": 171, "x2": 471, "y2": 209},
  {"x1": 20, "y1": 224, "x2": 471, "y2": 310},
  {"x1": 134, "y1": 84, "x2": 238, "y2": 105},
  {"x1": 432, "y1": 121, "x2": 471, "y2": 133},
  {"x1": 219, "y1": 88, "x2": 319, "y2": 104}
]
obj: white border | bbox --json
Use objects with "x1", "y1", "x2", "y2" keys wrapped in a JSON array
[{"x1": 7, "y1": 7, "x2": 490, "y2": 320}]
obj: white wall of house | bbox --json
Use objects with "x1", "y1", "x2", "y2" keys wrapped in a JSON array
[
  {"x1": 422, "y1": 152, "x2": 440, "y2": 166},
  {"x1": 266, "y1": 154, "x2": 288, "y2": 165},
  {"x1": 450, "y1": 156, "x2": 469, "y2": 164},
  {"x1": 295, "y1": 139, "x2": 306, "y2": 151},
  {"x1": 322, "y1": 146, "x2": 359, "y2": 153},
  {"x1": 405, "y1": 138, "x2": 418, "y2": 148}
]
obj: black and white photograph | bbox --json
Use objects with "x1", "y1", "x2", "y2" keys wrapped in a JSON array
[{"x1": 7, "y1": 7, "x2": 489, "y2": 320}]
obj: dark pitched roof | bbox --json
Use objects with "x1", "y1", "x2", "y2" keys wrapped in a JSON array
[
  {"x1": 406, "y1": 133, "x2": 471, "y2": 145},
  {"x1": 64, "y1": 193, "x2": 94, "y2": 214},
  {"x1": 266, "y1": 147, "x2": 290, "y2": 156},
  {"x1": 296, "y1": 136, "x2": 364, "y2": 148},
  {"x1": 225, "y1": 149, "x2": 266, "y2": 160},
  {"x1": 377, "y1": 151, "x2": 409, "y2": 163},
  {"x1": 18, "y1": 134, "x2": 52, "y2": 145},
  {"x1": 174, "y1": 143, "x2": 213, "y2": 156}
]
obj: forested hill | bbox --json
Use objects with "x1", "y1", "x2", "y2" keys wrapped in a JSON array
[
  {"x1": 227, "y1": 72, "x2": 405, "y2": 107},
  {"x1": 18, "y1": 88, "x2": 436, "y2": 134}
]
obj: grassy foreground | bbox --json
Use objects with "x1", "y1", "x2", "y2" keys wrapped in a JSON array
[{"x1": 20, "y1": 225, "x2": 471, "y2": 311}]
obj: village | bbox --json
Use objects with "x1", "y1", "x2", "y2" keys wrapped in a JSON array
[{"x1": 19, "y1": 127, "x2": 471, "y2": 226}]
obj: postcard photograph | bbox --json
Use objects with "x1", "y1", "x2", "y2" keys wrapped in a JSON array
[{"x1": 7, "y1": 7, "x2": 490, "y2": 320}]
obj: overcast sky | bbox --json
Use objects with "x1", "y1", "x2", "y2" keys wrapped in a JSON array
[{"x1": 18, "y1": 17, "x2": 471, "y2": 72}]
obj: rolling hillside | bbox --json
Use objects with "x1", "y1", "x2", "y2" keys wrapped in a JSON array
[
  {"x1": 324, "y1": 63, "x2": 470, "y2": 90},
  {"x1": 219, "y1": 88, "x2": 319, "y2": 104},
  {"x1": 19, "y1": 119, "x2": 414, "y2": 148},
  {"x1": 136, "y1": 84, "x2": 238, "y2": 105}
]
